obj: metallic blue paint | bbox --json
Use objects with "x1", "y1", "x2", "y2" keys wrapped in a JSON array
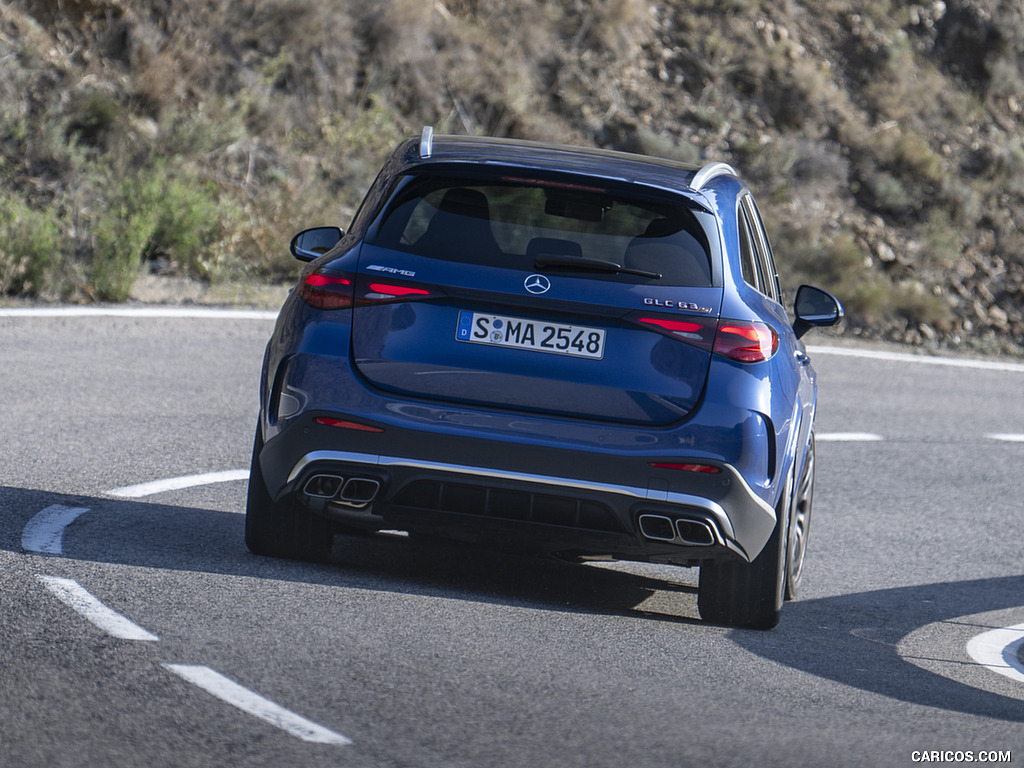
[{"x1": 248, "y1": 132, "x2": 842, "y2": 627}]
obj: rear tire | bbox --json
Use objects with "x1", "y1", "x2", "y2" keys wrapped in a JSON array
[
  {"x1": 697, "y1": 476, "x2": 790, "y2": 630},
  {"x1": 785, "y1": 435, "x2": 815, "y2": 600},
  {"x1": 245, "y1": 423, "x2": 334, "y2": 562}
]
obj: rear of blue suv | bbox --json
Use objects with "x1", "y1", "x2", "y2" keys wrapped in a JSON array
[{"x1": 246, "y1": 130, "x2": 842, "y2": 629}]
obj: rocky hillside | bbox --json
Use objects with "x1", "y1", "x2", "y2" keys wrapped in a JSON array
[{"x1": 2, "y1": 0, "x2": 1023, "y2": 354}]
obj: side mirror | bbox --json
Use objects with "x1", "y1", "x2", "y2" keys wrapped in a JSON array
[
  {"x1": 290, "y1": 227, "x2": 343, "y2": 262},
  {"x1": 793, "y1": 285, "x2": 843, "y2": 339}
]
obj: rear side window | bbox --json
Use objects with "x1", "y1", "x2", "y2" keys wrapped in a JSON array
[
  {"x1": 368, "y1": 172, "x2": 714, "y2": 287},
  {"x1": 738, "y1": 195, "x2": 781, "y2": 303}
]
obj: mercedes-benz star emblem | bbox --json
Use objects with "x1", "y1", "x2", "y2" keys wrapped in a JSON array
[{"x1": 524, "y1": 274, "x2": 551, "y2": 294}]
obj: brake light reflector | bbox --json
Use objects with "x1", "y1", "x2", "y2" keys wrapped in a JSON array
[
  {"x1": 299, "y1": 270, "x2": 354, "y2": 310},
  {"x1": 314, "y1": 417, "x2": 384, "y2": 433},
  {"x1": 649, "y1": 462, "x2": 722, "y2": 474},
  {"x1": 713, "y1": 321, "x2": 778, "y2": 362}
]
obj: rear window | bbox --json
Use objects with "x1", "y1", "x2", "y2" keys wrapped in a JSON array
[{"x1": 368, "y1": 172, "x2": 713, "y2": 287}]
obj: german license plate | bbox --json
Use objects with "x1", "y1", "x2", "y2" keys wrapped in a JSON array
[{"x1": 456, "y1": 311, "x2": 605, "y2": 359}]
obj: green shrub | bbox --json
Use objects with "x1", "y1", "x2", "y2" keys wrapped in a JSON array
[
  {"x1": 863, "y1": 170, "x2": 914, "y2": 215},
  {"x1": 88, "y1": 195, "x2": 158, "y2": 302},
  {"x1": 315, "y1": 101, "x2": 407, "y2": 188},
  {"x1": 143, "y1": 169, "x2": 226, "y2": 279},
  {"x1": 85, "y1": 163, "x2": 226, "y2": 300},
  {"x1": 0, "y1": 194, "x2": 63, "y2": 296},
  {"x1": 919, "y1": 208, "x2": 965, "y2": 270}
]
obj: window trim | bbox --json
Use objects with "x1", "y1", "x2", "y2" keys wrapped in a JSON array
[{"x1": 738, "y1": 195, "x2": 781, "y2": 303}]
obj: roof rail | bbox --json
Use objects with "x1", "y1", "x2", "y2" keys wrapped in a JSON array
[
  {"x1": 419, "y1": 126, "x2": 434, "y2": 158},
  {"x1": 691, "y1": 161, "x2": 737, "y2": 191}
]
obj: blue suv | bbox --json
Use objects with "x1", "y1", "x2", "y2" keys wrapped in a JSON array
[{"x1": 246, "y1": 128, "x2": 843, "y2": 629}]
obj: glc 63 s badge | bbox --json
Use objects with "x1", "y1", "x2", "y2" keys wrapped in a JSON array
[{"x1": 643, "y1": 297, "x2": 714, "y2": 314}]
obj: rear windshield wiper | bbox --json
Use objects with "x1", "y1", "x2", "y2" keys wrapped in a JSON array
[{"x1": 534, "y1": 255, "x2": 662, "y2": 280}]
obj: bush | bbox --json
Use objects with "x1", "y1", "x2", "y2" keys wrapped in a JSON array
[
  {"x1": 86, "y1": 163, "x2": 226, "y2": 300},
  {"x1": 918, "y1": 208, "x2": 965, "y2": 270},
  {"x1": 0, "y1": 194, "x2": 64, "y2": 296},
  {"x1": 863, "y1": 169, "x2": 914, "y2": 215},
  {"x1": 88, "y1": 192, "x2": 158, "y2": 302},
  {"x1": 143, "y1": 168, "x2": 226, "y2": 279}
]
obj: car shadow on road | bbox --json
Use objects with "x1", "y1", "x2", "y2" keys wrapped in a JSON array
[
  {"x1": 1, "y1": 485, "x2": 701, "y2": 626},
  {"x1": 731, "y1": 574, "x2": 1024, "y2": 722},
  {"x1": 5, "y1": 484, "x2": 1023, "y2": 722}
]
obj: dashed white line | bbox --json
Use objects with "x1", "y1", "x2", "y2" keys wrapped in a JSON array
[
  {"x1": 34, "y1": 576, "x2": 350, "y2": 745},
  {"x1": 987, "y1": 433, "x2": 1024, "y2": 443},
  {"x1": 106, "y1": 469, "x2": 250, "y2": 499},
  {"x1": 966, "y1": 623, "x2": 1024, "y2": 685},
  {"x1": 24, "y1": 470, "x2": 345, "y2": 745},
  {"x1": 163, "y1": 665, "x2": 352, "y2": 745},
  {"x1": 22, "y1": 504, "x2": 91, "y2": 555},
  {"x1": 816, "y1": 432, "x2": 885, "y2": 442},
  {"x1": 38, "y1": 575, "x2": 159, "y2": 641}
]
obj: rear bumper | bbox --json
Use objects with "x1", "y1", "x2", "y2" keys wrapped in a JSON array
[{"x1": 259, "y1": 417, "x2": 778, "y2": 564}]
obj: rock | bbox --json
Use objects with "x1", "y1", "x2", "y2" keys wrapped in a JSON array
[
  {"x1": 875, "y1": 242, "x2": 897, "y2": 262},
  {"x1": 988, "y1": 305, "x2": 1009, "y2": 331}
]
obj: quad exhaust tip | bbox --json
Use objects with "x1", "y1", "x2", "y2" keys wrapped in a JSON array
[
  {"x1": 304, "y1": 474, "x2": 344, "y2": 499},
  {"x1": 303, "y1": 474, "x2": 381, "y2": 508},
  {"x1": 638, "y1": 513, "x2": 717, "y2": 547},
  {"x1": 340, "y1": 478, "x2": 380, "y2": 505}
]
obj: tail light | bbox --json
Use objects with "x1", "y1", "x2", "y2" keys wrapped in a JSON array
[
  {"x1": 361, "y1": 281, "x2": 433, "y2": 302},
  {"x1": 634, "y1": 314, "x2": 717, "y2": 351},
  {"x1": 713, "y1": 321, "x2": 778, "y2": 362},
  {"x1": 299, "y1": 269, "x2": 354, "y2": 310},
  {"x1": 300, "y1": 270, "x2": 440, "y2": 310},
  {"x1": 632, "y1": 312, "x2": 778, "y2": 363}
]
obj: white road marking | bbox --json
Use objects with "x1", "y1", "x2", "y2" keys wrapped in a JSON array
[
  {"x1": 37, "y1": 573, "x2": 350, "y2": 745},
  {"x1": 38, "y1": 575, "x2": 159, "y2": 641},
  {"x1": 966, "y1": 623, "x2": 1024, "y2": 685},
  {"x1": 808, "y1": 345, "x2": 1024, "y2": 374},
  {"x1": 816, "y1": 432, "x2": 884, "y2": 442},
  {"x1": 21, "y1": 472, "x2": 247, "y2": 558},
  {"x1": 106, "y1": 469, "x2": 250, "y2": 499},
  {"x1": 0, "y1": 307, "x2": 277, "y2": 320},
  {"x1": 22, "y1": 504, "x2": 91, "y2": 555},
  {"x1": 987, "y1": 433, "x2": 1024, "y2": 442},
  {"x1": 163, "y1": 664, "x2": 352, "y2": 745}
]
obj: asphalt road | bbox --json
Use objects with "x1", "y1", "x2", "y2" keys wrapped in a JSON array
[{"x1": 1, "y1": 309, "x2": 1022, "y2": 768}]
